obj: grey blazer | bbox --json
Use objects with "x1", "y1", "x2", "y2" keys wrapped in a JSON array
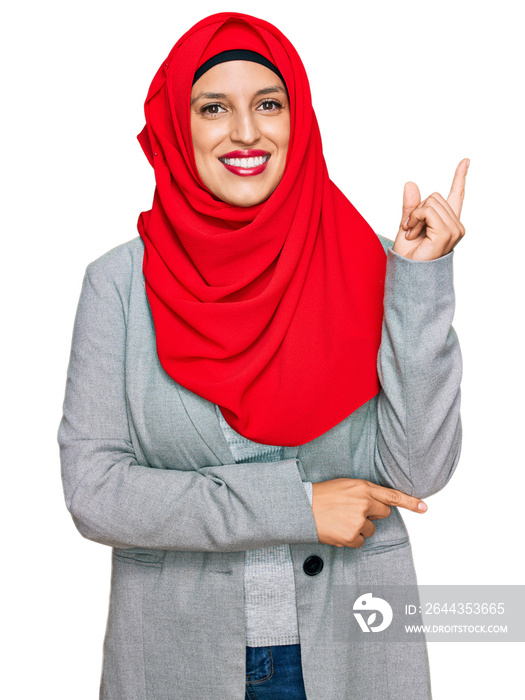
[{"x1": 58, "y1": 235, "x2": 462, "y2": 699}]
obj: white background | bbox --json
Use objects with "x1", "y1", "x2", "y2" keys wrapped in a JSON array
[{"x1": 2, "y1": 0, "x2": 524, "y2": 697}]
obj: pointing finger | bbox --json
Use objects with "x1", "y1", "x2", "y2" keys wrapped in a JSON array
[
  {"x1": 367, "y1": 482, "x2": 427, "y2": 513},
  {"x1": 447, "y1": 158, "x2": 469, "y2": 218},
  {"x1": 401, "y1": 181, "x2": 421, "y2": 228}
]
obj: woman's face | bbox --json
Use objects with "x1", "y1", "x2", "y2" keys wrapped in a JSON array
[{"x1": 190, "y1": 60, "x2": 290, "y2": 207}]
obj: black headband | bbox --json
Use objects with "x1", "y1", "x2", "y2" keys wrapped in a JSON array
[{"x1": 192, "y1": 49, "x2": 285, "y2": 86}]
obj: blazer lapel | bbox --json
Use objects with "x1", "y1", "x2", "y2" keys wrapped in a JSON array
[
  {"x1": 175, "y1": 383, "x2": 300, "y2": 465},
  {"x1": 175, "y1": 384, "x2": 235, "y2": 465},
  {"x1": 284, "y1": 445, "x2": 299, "y2": 460}
]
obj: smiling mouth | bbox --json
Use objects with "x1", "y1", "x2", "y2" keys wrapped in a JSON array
[{"x1": 218, "y1": 151, "x2": 271, "y2": 177}]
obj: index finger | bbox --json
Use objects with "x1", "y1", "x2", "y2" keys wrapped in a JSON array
[
  {"x1": 447, "y1": 158, "x2": 470, "y2": 219},
  {"x1": 366, "y1": 482, "x2": 427, "y2": 513}
]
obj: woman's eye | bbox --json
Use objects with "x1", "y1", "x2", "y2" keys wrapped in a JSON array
[
  {"x1": 258, "y1": 100, "x2": 282, "y2": 111},
  {"x1": 201, "y1": 103, "x2": 226, "y2": 115}
]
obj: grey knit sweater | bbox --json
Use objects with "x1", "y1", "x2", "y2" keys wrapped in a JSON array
[{"x1": 215, "y1": 405, "x2": 313, "y2": 646}]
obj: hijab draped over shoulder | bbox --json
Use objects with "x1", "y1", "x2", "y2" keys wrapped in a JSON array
[{"x1": 137, "y1": 12, "x2": 387, "y2": 446}]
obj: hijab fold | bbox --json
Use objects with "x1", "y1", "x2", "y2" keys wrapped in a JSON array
[{"x1": 137, "y1": 12, "x2": 387, "y2": 446}]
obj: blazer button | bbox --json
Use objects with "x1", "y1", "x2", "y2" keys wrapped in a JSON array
[{"x1": 303, "y1": 555, "x2": 324, "y2": 576}]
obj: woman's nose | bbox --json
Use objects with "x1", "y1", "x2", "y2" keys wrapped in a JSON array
[{"x1": 230, "y1": 110, "x2": 260, "y2": 145}]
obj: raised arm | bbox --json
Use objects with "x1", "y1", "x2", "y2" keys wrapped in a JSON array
[
  {"x1": 58, "y1": 255, "x2": 318, "y2": 552},
  {"x1": 311, "y1": 161, "x2": 468, "y2": 547},
  {"x1": 373, "y1": 159, "x2": 468, "y2": 497},
  {"x1": 373, "y1": 247, "x2": 462, "y2": 497}
]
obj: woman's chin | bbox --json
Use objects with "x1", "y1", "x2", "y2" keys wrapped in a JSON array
[
  {"x1": 219, "y1": 188, "x2": 274, "y2": 207},
  {"x1": 233, "y1": 194, "x2": 272, "y2": 207},
  {"x1": 205, "y1": 171, "x2": 281, "y2": 207}
]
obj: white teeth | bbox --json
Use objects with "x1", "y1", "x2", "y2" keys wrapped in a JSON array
[{"x1": 221, "y1": 155, "x2": 269, "y2": 168}]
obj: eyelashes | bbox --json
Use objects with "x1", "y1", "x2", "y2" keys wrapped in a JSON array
[
  {"x1": 200, "y1": 99, "x2": 284, "y2": 116},
  {"x1": 258, "y1": 99, "x2": 284, "y2": 111},
  {"x1": 201, "y1": 103, "x2": 226, "y2": 115}
]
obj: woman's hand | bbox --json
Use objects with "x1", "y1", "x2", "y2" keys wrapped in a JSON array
[
  {"x1": 392, "y1": 158, "x2": 469, "y2": 261},
  {"x1": 311, "y1": 478, "x2": 426, "y2": 548}
]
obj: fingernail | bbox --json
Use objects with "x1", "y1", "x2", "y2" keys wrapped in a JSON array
[
  {"x1": 466, "y1": 158, "x2": 470, "y2": 169},
  {"x1": 403, "y1": 217, "x2": 409, "y2": 228},
  {"x1": 418, "y1": 502, "x2": 427, "y2": 512},
  {"x1": 405, "y1": 228, "x2": 411, "y2": 239}
]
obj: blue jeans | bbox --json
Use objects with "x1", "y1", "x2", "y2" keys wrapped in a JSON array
[{"x1": 245, "y1": 645, "x2": 308, "y2": 699}]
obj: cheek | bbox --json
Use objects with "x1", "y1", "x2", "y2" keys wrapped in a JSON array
[
  {"x1": 191, "y1": 130, "x2": 207, "y2": 162},
  {"x1": 268, "y1": 120, "x2": 289, "y2": 147},
  {"x1": 272, "y1": 117, "x2": 290, "y2": 161},
  {"x1": 191, "y1": 118, "x2": 217, "y2": 161},
  {"x1": 276, "y1": 130, "x2": 290, "y2": 172},
  {"x1": 190, "y1": 124, "x2": 223, "y2": 189},
  {"x1": 282, "y1": 115, "x2": 291, "y2": 147}
]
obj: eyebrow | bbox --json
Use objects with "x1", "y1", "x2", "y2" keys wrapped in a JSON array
[{"x1": 190, "y1": 85, "x2": 287, "y2": 106}]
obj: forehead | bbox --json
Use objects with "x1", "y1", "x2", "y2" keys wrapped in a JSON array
[{"x1": 190, "y1": 60, "x2": 286, "y2": 98}]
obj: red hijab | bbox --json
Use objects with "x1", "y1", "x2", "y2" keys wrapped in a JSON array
[{"x1": 137, "y1": 12, "x2": 387, "y2": 446}]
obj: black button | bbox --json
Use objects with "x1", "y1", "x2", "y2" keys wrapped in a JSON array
[{"x1": 303, "y1": 555, "x2": 324, "y2": 576}]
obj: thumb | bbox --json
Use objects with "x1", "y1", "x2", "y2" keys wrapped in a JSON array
[{"x1": 401, "y1": 181, "x2": 421, "y2": 226}]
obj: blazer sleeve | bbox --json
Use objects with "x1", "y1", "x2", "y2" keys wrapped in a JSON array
[
  {"x1": 373, "y1": 245, "x2": 462, "y2": 499},
  {"x1": 58, "y1": 261, "x2": 319, "y2": 552}
]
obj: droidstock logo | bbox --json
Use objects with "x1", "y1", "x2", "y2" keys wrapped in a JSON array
[{"x1": 353, "y1": 593, "x2": 393, "y2": 632}]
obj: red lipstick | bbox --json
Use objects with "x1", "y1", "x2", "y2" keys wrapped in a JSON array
[{"x1": 219, "y1": 150, "x2": 270, "y2": 177}]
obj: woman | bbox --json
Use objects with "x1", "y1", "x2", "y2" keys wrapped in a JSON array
[{"x1": 59, "y1": 11, "x2": 467, "y2": 699}]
